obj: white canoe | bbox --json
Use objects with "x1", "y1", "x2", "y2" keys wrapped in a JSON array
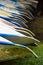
[{"x1": 0, "y1": 18, "x2": 40, "y2": 44}]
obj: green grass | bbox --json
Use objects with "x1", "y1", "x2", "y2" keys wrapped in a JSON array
[{"x1": 0, "y1": 42, "x2": 43, "y2": 65}]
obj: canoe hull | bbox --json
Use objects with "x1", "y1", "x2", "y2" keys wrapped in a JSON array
[{"x1": 4, "y1": 36, "x2": 39, "y2": 44}]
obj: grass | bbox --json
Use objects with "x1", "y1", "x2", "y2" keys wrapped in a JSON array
[{"x1": 0, "y1": 42, "x2": 43, "y2": 65}]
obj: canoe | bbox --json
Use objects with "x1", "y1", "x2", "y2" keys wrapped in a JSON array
[
  {"x1": 0, "y1": 18, "x2": 40, "y2": 45},
  {"x1": 0, "y1": 36, "x2": 38, "y2": 58},
  {"x1": 0, "y1": 9, "x2": 12, "y2": 17}
]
